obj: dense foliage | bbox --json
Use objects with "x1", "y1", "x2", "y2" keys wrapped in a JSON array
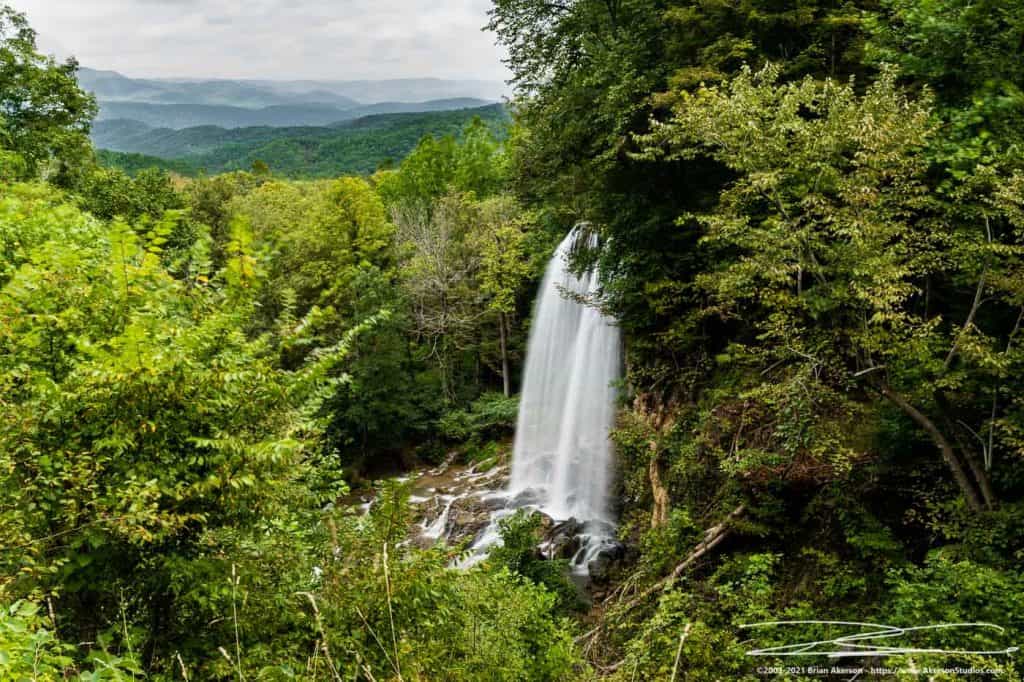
[
  {"x1": 3, "y1": 0, "x2": 1024, "y2": 679},
  {"x1": 0, "y1": 105, "x2": 571, "y2": 682},
  {"x1": 485, "y1": 0, "x2": 1024, "y2": 678}
]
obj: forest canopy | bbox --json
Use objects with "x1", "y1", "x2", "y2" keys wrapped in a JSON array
[{"x1": 2, "y1": 1, "x2": 1024, "y2": 680}]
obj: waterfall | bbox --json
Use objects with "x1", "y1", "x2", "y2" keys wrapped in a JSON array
[
  {"x1": 509, "y1": 225, "x2": 621, "y2": 524},
  {"x1": 456, "y1": 225, "x2": 622, "y2": 573}
]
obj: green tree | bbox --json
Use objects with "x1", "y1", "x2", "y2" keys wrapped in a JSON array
[
  {"x1": 185, "y1": 171, "x2": 265, "y2": 266},
  {"x1": 638, "y1": 65, "x2": 1024, "y2": 512},
  {"x1": 74, "y1": 166, "x2": 184, "y2": 221},
  {"x1": 0, "y1": 5, "x2": 97, "y2": 180},
  {"x1": 478, "y1": 195, "x2": 532, "y2": 396},
  {"x1": 377, "y1": 124, "x2": 534, "y2": 406},
  {"x1": 394, "y1": 192, "x2": 485, "y2": 403},
  {"x1": 233, "y1": 176, "x2": 395, "y2": 326},
  {"x1": 490, "y1": 0, "x2": 876, "y2": 385},
  {"x1": 867, "y1": 0, "x2": 1024, "y2": 171},
  {"x1": 0, "y1": 182, "x2": 368, "y2": 670},
  {"x1": 376, "y1": 118, "x2": 506, "y2": 210},
  {"x1": 866, "y1": 0, "x2": 1024, "y2": 108},
  {"x1": 229, "y1": 177, "x2": 435, "y2": 469}
]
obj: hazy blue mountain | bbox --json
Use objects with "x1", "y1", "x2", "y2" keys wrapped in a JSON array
[
  {"x1": 328, "y1": 99, "x2": 494, "y2": 122},
  {"x1": 95, "y1": 98, "x2": 495, "y2": 130},
  {"x1": 243, "y1": 78, "x2": 509, "y2": 103},
  {"x1": 97, "y1": 102, "x2": 353, "y2": 129},
  {"x1": 78, "y1": 68, "x2": 159, "y2": 99},
  {"x1": 78, "y1": 68, "x2": 508, "y2": 108},
  {"x1": 91, "y1": 119, "x2": 156, "y2": 152},
  {"x1": 96, "y1": 104, "x2": 510, "y2": 178},
  {"x1": 78, "y1": 68, "x2": 360, "y2": 109}
]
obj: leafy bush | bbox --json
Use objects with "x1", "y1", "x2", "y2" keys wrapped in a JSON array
[
  {"x1": 308, "y1": 487, "x2": 581, "y2": 681},
  {"x1": 488, "y1": 511, "x2": 584, "y2": 614},
  {"x1": 884, "y1": 553, "x2": 1024, "y2": 670},
  {"x1": 611, "y1": 591, "x2": 750, "y2": 682},
  {"x1": 0, "y1": 600, "x2": 141, "y2": 680},
  {"x1": 73, "y1": 166, "x2": 184, "y2": 221},
  {"x1": 0, "y1": 180, "x2": 360, "y2": 674},
  {"x1": 439, "y1": 391, "x2": 519, "y2": 443}
]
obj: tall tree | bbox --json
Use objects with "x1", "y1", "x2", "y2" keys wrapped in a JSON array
[
  {"x1": 0, "y1": 6, "x2": 97, "y2": 180},
  {"x1": 491, "y1": 0, "x2": 876, "y2": 383},
  {"x1": 478, "y1": 195, "x2": 532, "y2": 396},
  {"x1": 394, "y1": 192, "x2": 485, "y2": 403},
  {"x1": 638, "y1": 65, "x2": 1024, "y2": 511}
]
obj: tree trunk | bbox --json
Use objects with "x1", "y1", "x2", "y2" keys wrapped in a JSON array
[
  {"x1": 962, "y1": 445, "x2": 997, "y2": 510},
  {"x1": 649, "y1": 444, "x2": 670, "y2": 529},
  {"x1": 934, "y1": 390, "x2": 997, "y2": 509},
  {"x1": 878, "y1": 383, "x2": 983, "y2": 512},
  {"x1": 498, "y1": 312, "x2": 510, "y2": 397}
]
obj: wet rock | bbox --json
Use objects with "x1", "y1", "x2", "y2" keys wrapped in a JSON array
[
  {"x1": 403, "y1": 452, "x2": 512, "y2": 542},
  {"x1": 544, "y1": 518, "x2": 584, "y2": 559},
  {"x1": 446, "y1": 495, "x2": 495, "y2": 545},
  {"x1": 479, "y1": 494, "x2": 509, "y2": 512},
  {"x1": 587, "y1": 540, "x2": 627, "y2": 583},
  {"x1": 508, "y1": 488, "x2": 544, "y2": 508}
]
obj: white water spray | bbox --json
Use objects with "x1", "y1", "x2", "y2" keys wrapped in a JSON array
[{"x1": 510, "y1": 225, "x2": 621, "y2": 523}]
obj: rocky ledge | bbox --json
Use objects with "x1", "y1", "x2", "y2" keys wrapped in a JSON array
[{"x1": 398, "y1": 456, "x2": 627, "y2": 588}]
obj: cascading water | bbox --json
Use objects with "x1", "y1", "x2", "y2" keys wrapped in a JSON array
[
  {"x1": 509, "y1": 225, "x2": 621, "y2": 525},
  {"x1": 459, "y1": 224, "x2": 622, "y2": 573}
]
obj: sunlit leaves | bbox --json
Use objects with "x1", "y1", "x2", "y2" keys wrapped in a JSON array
[{"x1": 0, "y1": 183, "x2": 364, "y2": 611}]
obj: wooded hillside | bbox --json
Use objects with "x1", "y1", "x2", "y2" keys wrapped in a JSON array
[{"x1": 2, "y1": 1, "x2": 1023, "y2": 679}]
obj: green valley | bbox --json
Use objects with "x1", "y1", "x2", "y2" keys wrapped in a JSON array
[{"x1": 95, "y1": 104, "x2": 510, "y2": 177}]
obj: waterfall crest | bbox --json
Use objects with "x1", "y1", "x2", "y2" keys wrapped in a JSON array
[{"x1": 510, "y1": 225, "x2": 621, "y2": 524}]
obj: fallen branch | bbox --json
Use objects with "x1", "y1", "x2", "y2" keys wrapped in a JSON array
[
  {"x1": 662, "y1": 504, "x2": 745, "y2": 585},
  {"x1": 584, "y1": 511, "x2": 742, "y2": 673},
  {"x1": 612, "y1": 504, "x2": 746, "y2": 616}
]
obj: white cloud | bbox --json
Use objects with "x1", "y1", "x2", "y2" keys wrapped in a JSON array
[{"x1": 9, "y1": 0, "x2": 509, "y2": 81}]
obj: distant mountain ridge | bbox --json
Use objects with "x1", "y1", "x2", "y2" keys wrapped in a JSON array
[
  {"x1": 78, "y1": 68, "x2": 359, "y2": 109},
  {"x1": 78, "y1": 68, "x2": 508, "y2": 108},
  {"x1": 96, "y1": 98, "x2": 495, "y2": 130},
  {"x1": 95, "y1": 104, "x2": 511, "y2": 178},
  {"x1": 84, "y1": 67, "x2": 511, "y2": 179},
  {"x1": 93, "y1": 119, "x2": 341, "y2": 157}
]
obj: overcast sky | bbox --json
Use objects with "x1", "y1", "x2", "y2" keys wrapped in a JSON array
[{"x1": 11, "y1": 0, "x2": 510, "y2": 81}]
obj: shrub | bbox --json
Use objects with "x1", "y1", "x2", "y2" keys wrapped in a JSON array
[
  {"x1": 439, "y1": 391, "x2": 519, "y2": 443},
  {"x1": 488, "y1": 511, "x2": 584, "y2": 614}
]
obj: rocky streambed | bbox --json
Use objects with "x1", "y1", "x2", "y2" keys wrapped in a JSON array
[
  {"x1": 409, "y1": 455, "x2": 511, "y2": 550},
  {"x1": 351, "y1": 452, "x2": 627, "y2": 593}
]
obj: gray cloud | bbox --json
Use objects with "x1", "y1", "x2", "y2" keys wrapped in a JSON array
[{"x1": 10, "y1": 0, "x2": 510, "y2": 81}]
